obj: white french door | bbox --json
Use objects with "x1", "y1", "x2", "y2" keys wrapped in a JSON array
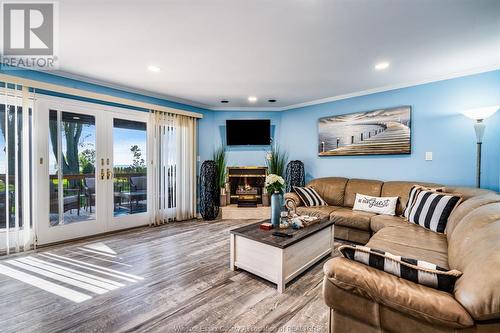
[
  {"x1": 105, "y1": 110, "x2": 152, "y2": 231},
  {"x1": 34, "y1": 96, "x2": 151, "y2": 245}
]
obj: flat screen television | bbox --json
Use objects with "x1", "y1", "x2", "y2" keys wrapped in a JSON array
[{"x1": 226, "y1": 119, "x2": 271, "y2": 145}]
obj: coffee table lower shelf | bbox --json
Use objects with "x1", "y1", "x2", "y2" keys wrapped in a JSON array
[{"x1": 230, "y1": 223, "x2": 334, "y2": 293}]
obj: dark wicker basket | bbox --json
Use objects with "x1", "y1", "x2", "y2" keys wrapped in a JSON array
[
  {"x1": 200, "y1": 160, "x2": 220, "y2": 220},
  {"x1": 285, "y1": 160, "x2": 305, "y2": 192}
]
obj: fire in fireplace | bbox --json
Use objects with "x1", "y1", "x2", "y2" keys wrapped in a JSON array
[{"x1": 227, "y1": 167, "x2": 267, "y2": 207}]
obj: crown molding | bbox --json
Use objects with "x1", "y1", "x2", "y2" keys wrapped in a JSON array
[
  {"x1": 49, "y1": 70, "x2": 211, "y2": 110},
  {"x1": 208, "y1": 63, "x2": 500, "y2": 112}
]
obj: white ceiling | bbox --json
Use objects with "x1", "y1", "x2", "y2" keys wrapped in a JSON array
[{"x1": 55, "y1": 0, "x2": 500, "y2": 110}]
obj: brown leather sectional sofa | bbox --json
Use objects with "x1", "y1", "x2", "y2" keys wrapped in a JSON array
[{"x1": 284, "y1": 177, "x2": 500, "y2": 333}]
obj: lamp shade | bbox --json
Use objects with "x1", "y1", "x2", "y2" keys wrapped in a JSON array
[
  {"x1": 462, "y1": 106, "x2": 499, "y2": 120},
  {"x1": 474, "y1": 122, "x2": 486, "y2": 143}
]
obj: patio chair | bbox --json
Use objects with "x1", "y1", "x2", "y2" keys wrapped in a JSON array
[
  {"x1": 128, "y1": 176, "x2": 147, "y2": 213},
  {"x1": 83, "y1": 177, "x2": 96, "y2": 212},
  {"x1": 50, "y1": 181, "x2": 81, "y2": 216}
]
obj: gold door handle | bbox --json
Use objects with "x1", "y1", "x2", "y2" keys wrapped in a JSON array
[
  {"x1": 100, "y1": 169, "x2": 105, "y2": 180},
  {"x1": 107, "y1": 168, "x2": 112, "y2": 180}
]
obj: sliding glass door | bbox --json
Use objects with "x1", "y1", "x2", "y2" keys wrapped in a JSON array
[{"x1": 35, "y1": 97, "x2": 151, "y2": 245}]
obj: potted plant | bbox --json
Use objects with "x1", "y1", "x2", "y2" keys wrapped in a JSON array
[
  {"x1": 213, "y1": 146, "x2": 227, "y2": 206},
  {"x1": 265, "y1": 173, "x2": 285, "y2": 228},
  {"x1": 266, "y1": 144, "x2": 288, "y2": 177},
  {"x1": 264, "y1": 143, "x2": 288, "y2": 209}
]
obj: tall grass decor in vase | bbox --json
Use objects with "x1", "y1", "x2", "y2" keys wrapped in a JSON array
[
  {"x1": 265, "y1": 174, "x2": 285, "y2": 228},
  {"x1": 213, "y1": 146, "x2": 227, "y2": 205},
  {"x1": 266, "y1": 144, "x2": 288, "y2": 177}
]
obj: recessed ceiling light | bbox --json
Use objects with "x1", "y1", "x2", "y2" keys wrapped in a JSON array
[
  {"x1": 374, "y1": 62, "x2": 390, "y2": 70},
  {"x1": 73, "y1": 116, "x2": 80, "y2": 120},
  {"x1": 147, "y1": 65, "x2": 161, "y2": 72},
  {"x1": 268, "y1": 99, "x2": 277, "y2": 103},
  {"x1": 220, "y1": 100, "x2": 229, "y2": 104},
  {"x1": 248, "y1": 96, "x2": 258, "y2": 103}
]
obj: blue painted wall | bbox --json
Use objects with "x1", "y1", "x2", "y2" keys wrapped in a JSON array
[
  {"x1": 280, "y1": 70, "x2": 500, "y2": 191},
  {"x1": 198, "y1": 111, "x2": 282, "y2": 167},
  {"x1": 199, "y1": 70, "x2": 500, "y2": 191},
  {"x1": 3, "y1": 68, "x2": 499, "y2": 191}
]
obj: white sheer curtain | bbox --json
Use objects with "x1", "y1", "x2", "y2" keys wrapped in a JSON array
[
  {"x1": 0, "y1": 82, "x2": 34, "y2": 254},
  {"x1": 152, "y1": 111, "x2": 196, "y2": 224}
]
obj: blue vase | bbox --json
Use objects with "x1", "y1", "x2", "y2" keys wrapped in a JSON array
[{"x1": 271, "y1": 192, "x2": 283, "y2": 228}]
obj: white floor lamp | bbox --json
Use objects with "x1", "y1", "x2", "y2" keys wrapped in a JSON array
[{"x1": 462, "y1": 106, "x2": 499, "y2": 188}]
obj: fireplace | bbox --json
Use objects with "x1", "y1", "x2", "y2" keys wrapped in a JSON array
[{"x1": 227, "y1": 167, "x2": 267, "y2": 207}]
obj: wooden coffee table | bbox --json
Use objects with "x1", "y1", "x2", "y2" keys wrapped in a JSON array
[{"x1": 230, "y1": 219, "x2": 334, "y2": 293}]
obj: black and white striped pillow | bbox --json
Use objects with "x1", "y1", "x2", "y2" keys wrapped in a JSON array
[
  {"x1": 339, "y1": 245, "x2": 462, "y2": 293},
  {"x1": 403, "y1": 185, "x2": 421, "y2": 219},
  {"x1": 402, "y1": 185, "x2": 445, "y2": 219},
  {"x1": 407, "y1": 190, "x2": 461, "y2": 233},
  {"x1": 293, "y1": 186, "x2": 328, "y2": 206}
]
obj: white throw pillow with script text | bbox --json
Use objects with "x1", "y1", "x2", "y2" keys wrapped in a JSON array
[{"x1": 353, "y1": 193, "x2": 398, "y2": 216}]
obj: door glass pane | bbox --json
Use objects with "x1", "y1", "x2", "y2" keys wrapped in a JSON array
[
  {"x1": 49, "y1": 111, "x2": 96, "y2": 226},
  {"x1": 48, "y1": 110, "x2": 59, "y2": 225},
  {"x1": 113, "y1": 119, "x2": 147, "y2": 216}
]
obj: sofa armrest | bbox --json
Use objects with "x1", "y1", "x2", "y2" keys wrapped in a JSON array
[
  {"x1": 284, "y1": 192, "x2": 302, "y2": 212},
  {"x1": 323, "y1": 257, "x2": 474, "y2": 329}
]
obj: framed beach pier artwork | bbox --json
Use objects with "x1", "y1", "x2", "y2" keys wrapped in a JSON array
[{"x1": 318, "y1": 106, "x2": 411, "y2": 156}]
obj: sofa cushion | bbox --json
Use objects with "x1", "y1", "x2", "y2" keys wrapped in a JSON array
[
  {"x1": 447, "y1": 202, "x2": 500, "y2": 321},
  {"x1": 445, "y1": 186, "x2": 494, "y2": 201},
  {"x1": 344, "y1": 179, "x2": 383, "y2": 207},
  {"x1": 307, "y1": 177, "x2": 348, "y2": 206},
  {"x1": 335, "y1": 225, "x2": 371, "y2": 244},
  {"x1": 295, "y1": 205, "x2": 342, "y2": 220},
  {"x1": 446, "y1": 193, "x2": 500, "y2": 237},
  {"x1": 330, "y1": 208, "x2": 375, "y2": 231},
  {"x1": 370, "y1": 214, "x2": 408, "y2": 233},
  {"x1": 381, "y1": 181, "x2": 442, "y2": 216},
  {"x1": 367, "y1": 225, "x2": 449, "y2": 269},
  {"x1": 323, "y1": 257, "x2": 474, "y2": 328},
  {"x1": 339, "y1": 245, "x2": 462, "y2": 293}
]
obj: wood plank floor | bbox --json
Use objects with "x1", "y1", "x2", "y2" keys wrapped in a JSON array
[{"x1": 0, "y1": 219, "x2": 340, "y2": 333}]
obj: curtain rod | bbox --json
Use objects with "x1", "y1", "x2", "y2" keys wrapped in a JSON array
[{"x1": 0, "y1": 73, "x2": 203, "y2": 119}]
